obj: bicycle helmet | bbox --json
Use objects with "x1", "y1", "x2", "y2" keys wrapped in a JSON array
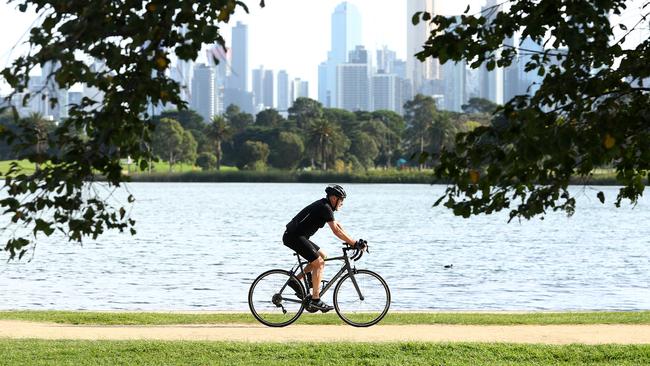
[{"x1": 325, "y1": 184, "x2": 346, "y2": 199}]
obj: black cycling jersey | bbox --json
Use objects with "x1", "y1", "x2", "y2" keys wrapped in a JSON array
[{"x1": 285, "y1": 198, "x2": 335, "y2": 238}]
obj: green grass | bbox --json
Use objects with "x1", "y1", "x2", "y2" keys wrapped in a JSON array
[
  {"x1": 0, "y1": 159, "x2": 37, "y2": 174},
  {"x1": 1, "y1": 311, "x2": 649, "y2": 326},
  {"x1": 0, "y1": 159, "x2": 635, "y2": 185},
  {"x1": 0, "y1": 340, "x2": 648, "y2": 366}
]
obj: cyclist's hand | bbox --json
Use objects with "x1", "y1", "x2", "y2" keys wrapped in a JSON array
[{"x1": 354, "y1": 239, "x2": 368, "y2": 251}]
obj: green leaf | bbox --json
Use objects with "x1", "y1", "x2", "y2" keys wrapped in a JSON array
[{"x1": 412, "y1": 12, "x2": 422, "y2": 25}]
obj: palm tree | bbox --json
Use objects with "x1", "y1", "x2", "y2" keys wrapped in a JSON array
[
  {"x1": 307, "y1": 118, "x2": 347, "y2": 170},
  {"x1": 22, "y1": 113, "x2": 52, "y2": 172},
  {"x1": 205, "y1": 116, "x2": 232, "y2": 170}
]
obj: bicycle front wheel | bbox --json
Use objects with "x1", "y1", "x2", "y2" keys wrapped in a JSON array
[
  {"x1": 248, "y1": 269, "x2": 305, "y2": 327},
  {"x1": 333, "y1": 269, "x2": 390, "y2": 327}
]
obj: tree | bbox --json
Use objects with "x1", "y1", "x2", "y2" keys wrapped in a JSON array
[
  {"x1": 19, "y1": 113, "x2": 55, "y2": 172},
  {"x1": 180, "y1": 130, "x2": 197, "y2": 166},
  {"x1": 152, "y1": 118, "x2": 185, "y2": 172},
  {"x1": 0, "y1": 0, "x2": 258, "y2": 259},
  {"x1": 238, "y1": 140, "x2": 270, "y2": 170},
  {"x1": 255, "y1": 108, "x2": 285, "y2": 128},
  {"x1": 306, "y1": 118, "x2": 349, "y2": 170},
  {"x1": 269, "y1": 131, "x2": 304, "y2": 169},
  {"x1": 349, "y1": 131, "x2": 379, "y2": 169},
  {"x1": 461, "y1": 97, "x2": 498, "y2": 114},
  {"x1": 403, "y1": 94, "x2": 454, "y2": 168},
  {"x1": 158, "y1": 109, "x2": 205, "y2": 131},
  {"x1": 359, "y1": 119, "x2": 399, "y2": 168},
  {"x1": 414, "y1": 0, "x2": 650, "y2": 220},
  {"x1": 196, "y1": 152, "x2": 217, "y2": 171},
  {"x1": 224, "y1": 104, "x2": 254, "y2": 133},
  {"x1": 288, "y1": 97, "x2": 323, "y2": 130},
  {"x1": 205, "y1": 116, "x2": 232, "y2": 170}
]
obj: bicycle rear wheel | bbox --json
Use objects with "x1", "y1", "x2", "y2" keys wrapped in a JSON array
[
  {"x1": 333, "y1": 269, "x2": 390, "y2": 327},
  {"x1": 248, "y1": 269, "x2": 306, "y2": 327}
]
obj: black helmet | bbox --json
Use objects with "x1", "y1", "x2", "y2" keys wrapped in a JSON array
[{"x1": 325, "y1": 184, "x2": 346, "y2": 199}]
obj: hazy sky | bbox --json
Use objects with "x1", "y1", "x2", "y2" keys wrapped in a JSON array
[
  {"x1": 1, "y1": 0, "x2": 647, "y2": 96},
  {"x1": 0, "y1": 1, "x2": 483, "y2": 96}
]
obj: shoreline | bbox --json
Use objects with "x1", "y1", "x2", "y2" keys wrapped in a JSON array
[{"x1": 122, "y1": 171, "x2": 628, "y2": 185}]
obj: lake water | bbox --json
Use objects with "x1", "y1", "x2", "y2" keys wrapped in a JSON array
[{"x1": 1, "y1": 183, "x2": 649, "y2": 311}]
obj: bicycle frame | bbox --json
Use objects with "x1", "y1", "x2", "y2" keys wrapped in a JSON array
[{"x1": 288, "y1": 248, "x2": 364, "y2": 301}]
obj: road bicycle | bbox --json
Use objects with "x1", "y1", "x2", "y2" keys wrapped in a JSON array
[{"x1": 248, "y1": 243, "x2": 390, "y2": 327}]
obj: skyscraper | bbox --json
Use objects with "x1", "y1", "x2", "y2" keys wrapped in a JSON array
[
  {"x1": 337, "y1": 46, "x2": 370, "y2": 111},
  {"x1": 479, "y1": 0, "x2": 504, "y2": 104},
  {"x1": 206, "y1": 46, "x2": 229, "y2": 114},
  {"x1": 224, "y1": 21, "x2": 254, "y2": 114},
  {"x1": 277, "y1": 70, "x2": 289, "y2": 111},
  {"x1": 406, "y1": 0, "x2": 441, "y2": 94},
  {"x1": 191, "y1": 63, "x2": 215, "y2": 122},
  {"x1": 318, "y1": 2, "x2": 362, "y2": 107},
  {"x1": 291, "y1": 78, "x2": 309, "y2": 103},
  {"x1": 252, "y1": 66, "x2": 275, "y2": 110},
  {"x1": 252, "y1": 66, "x2": 264, "y2": 108},
  {"x1": 517, "y1": 36, "x2": 544, "y2": 96},
  {"x1": 372, "y1": 72, "x2": 397, "y2": 111},
  {"x1": 337, "y1": 63, "x2": 369, "y2": 111},
  {"x1": 263, "y1": 69, "x2": 274, "y2": 108},
  {"x1": 441, "y1": 60, "x2": 467, "y2": 112},
  {"x1": 376, "y1": 46, "x2": 397, "y2": 74},
  {"x1": 229, "y1": 21, "x2": 248, "y2": 92}
]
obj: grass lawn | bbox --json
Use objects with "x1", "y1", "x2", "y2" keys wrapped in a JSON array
[
  {"x1": 0, "y1": 159, "x2": 37, "y2": 174},
  {"x1": 0, "y1": 340, "x2": 648, "y2": 366},
  {"x1": 1, "y1": 311, "x2": 649, "y2": 325}
]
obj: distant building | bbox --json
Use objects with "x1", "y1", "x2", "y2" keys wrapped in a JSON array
[
  {"x1": 517, "y1": 36, "x2": 544, "y2": 97},
  {"x1": 318, "y1": 2, "x2": 362, "y2": 107},
  {"x1": 252, "y1": 66, "x2": 264, "y2": 110},
  {"x1": 229, "y1": 22, "x2": 248, "y2": 93},
  {"x1": 206, "y1": 45, "x2": 229, "y2": 114},
  {"x1": 372, "y1": 72, "x2": 397, "y2": 111},
  {"x1": 337, "y1": 63, "x2": 369, "y2": 111},
  {"x1": 376, "y1": 46, "x2": 397, "y2": 74},
  {"x1": 406, "y1": 0, "x2": 442, "y2": 94},
  {"x1": 441, "y1": 60, "x2": 467, "y2": 112},
  {"x1": 291, "y1": 78, "x2": 309, "y2": 103},
  {"x1": 191, "y1": 64, "x2": 215, "y2": 122},
  {"x1": 277, "y1": 70, "x2": 290, "y2": 111},
  {"x1": 479, "y1": 0, "x2": 504, "y2": 104}
]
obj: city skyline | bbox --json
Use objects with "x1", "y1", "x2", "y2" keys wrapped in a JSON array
[
  {"x1": 0, "y1": 0, "x2": 647, "y2": 113},
  {"x1": 0, "y1": 0, "x2": 489, "y2": 97}
]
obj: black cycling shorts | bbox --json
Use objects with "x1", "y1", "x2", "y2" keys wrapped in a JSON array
[{"x1": 282, "y1": 231, "x2": 320, "y2": 262}]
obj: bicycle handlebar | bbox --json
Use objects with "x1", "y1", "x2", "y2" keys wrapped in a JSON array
[{"x1": 342, "y1": 242, "x2": 369, "y2": 261}]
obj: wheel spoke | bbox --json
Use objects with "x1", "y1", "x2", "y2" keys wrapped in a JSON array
[
  {"x1": 248, "y1": 270, "x2": 305, "y2": 327},
  {"x1": 334, "y1": 270, "x2": 390, "y2": 327}
]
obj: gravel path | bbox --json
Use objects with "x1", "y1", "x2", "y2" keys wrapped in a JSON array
[{"x1": 1, "y1": 321, "x2": 649, "y2": 344}]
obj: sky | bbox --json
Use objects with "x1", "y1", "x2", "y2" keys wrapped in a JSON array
[
  {"x1": 0, "y1": 0, "x2": 483, "y2": 96},
  {"x1": 0, "y1": 0, "x2": 648, "y2": 96}
]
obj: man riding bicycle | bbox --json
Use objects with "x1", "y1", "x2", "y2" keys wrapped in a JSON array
[{"x1": 282, "y1": 184, "x2": 367, "y2": 312}]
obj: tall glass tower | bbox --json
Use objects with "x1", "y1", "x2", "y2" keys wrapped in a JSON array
[
  {"x1": 229, "y1": 21, "x2": 248, "y2": 92},
  {"x1": 318, "y1": 2, "x2": 362, "y2": 107}
]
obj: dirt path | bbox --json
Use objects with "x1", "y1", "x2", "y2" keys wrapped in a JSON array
[{"x1": 1, "y1": 321, "x2": 649, "y2": 344}]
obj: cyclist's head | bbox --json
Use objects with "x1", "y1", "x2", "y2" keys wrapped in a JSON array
[
  {"x1": 325, "y1": 184, "x2": 346, "y2": 199},
  {"x1": 325, "y1": 184, "x2": 346, "y2": 211}
]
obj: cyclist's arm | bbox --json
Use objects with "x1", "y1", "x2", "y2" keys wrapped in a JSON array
[{"x1": 328, "y1": 220, "x2": 355, "y2": 246}]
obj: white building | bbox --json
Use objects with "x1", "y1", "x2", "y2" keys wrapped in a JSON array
[{"x1": 191, "y1": 64, "x2": 215, "y2": 122}]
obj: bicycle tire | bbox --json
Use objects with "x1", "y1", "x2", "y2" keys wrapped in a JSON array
[
  {"x1": 248, "y1": 269, "x2": 306, "y2": 327},
  {"x1": 333, "y1": 269, "x2": 390, "y2": 327}
]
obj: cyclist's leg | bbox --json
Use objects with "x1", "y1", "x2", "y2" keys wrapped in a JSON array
[
  {"x1": 296, "y1": 249, "x2": 326, "y2": 281},
  {"x1": 282, "y1": 232, "x2": 320, "y2": 276}
]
